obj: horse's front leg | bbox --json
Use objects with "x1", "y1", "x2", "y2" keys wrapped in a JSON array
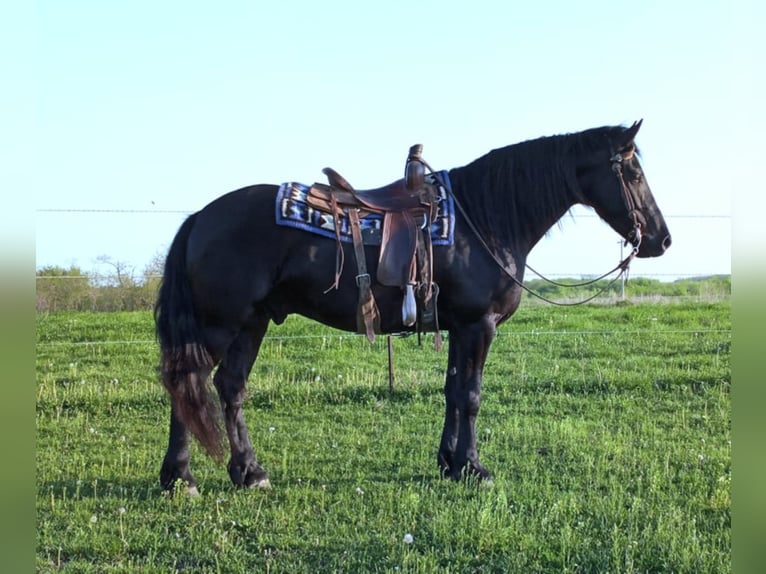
[
  {"x1": 213, "y1": 319, "x2": 271, "y2": 489},
  {"x1": 438, "y1": 317, "x2": 496, "y2": 481}
]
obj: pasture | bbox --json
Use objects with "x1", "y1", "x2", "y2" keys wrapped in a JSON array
[{"x1": 36, "y1": 300, "x2": 730, "y2": 573}]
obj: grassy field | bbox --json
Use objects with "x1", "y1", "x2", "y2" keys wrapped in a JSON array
[{"x1": 36, "y1": 300, "x2": 730, "y2": 573}]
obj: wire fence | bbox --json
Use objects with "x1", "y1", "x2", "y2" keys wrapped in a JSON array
[
  {"x1": 36, "y1": 207, "x2": 731, "y2": 219},
  {"x1": 36, "y1": 327, "x2": 731, "y2": 350},
  {"x1": 35, "y1": 210, "x2": 730, "y2": 281},
  {"x1": 32, "y1": 275, "x2": 732, "y2": 286}
]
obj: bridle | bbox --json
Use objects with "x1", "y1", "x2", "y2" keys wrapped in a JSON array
[
  {"x1": 430, "y1": 145, "x2": 646, "y2": 306},
  {"x1": 609, "y1": 146, "x2": 643, "y2": 254}
]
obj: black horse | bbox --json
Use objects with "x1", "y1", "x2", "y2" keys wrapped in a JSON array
[{"x1": 155, "y1": 121, "x2": 671, "y2": 493}]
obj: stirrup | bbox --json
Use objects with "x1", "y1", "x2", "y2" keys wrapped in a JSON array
[{"x1": 402, "y1": 284, "x2": 416, "y2": 327}]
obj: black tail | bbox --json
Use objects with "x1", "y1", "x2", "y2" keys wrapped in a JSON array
[{"x1": 154, "y1": 214, "x2": 223, "y2": 460}]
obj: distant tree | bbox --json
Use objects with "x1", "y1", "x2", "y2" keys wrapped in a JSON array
[
  {"x1": 87, "y1": 252, "x2": 168, "y2": 311},
  {"x1": 140, "y1": 249, "x2": 167, "y2": 308},
  {"x1": 95, "y1": 255, "x2": 137, "y2": 288}
]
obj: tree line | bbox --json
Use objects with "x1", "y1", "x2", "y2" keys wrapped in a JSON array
[{"x1": 35, "y1": 255, "x2": 163, "y2": 312}]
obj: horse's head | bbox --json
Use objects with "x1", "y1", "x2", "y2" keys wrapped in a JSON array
[{"x1": 578, "y1": 120, "x2": 671, "y2": 258}]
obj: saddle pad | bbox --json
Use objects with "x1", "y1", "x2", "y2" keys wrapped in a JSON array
[{"x1": 275, "y1": 171, "x2": 455, "y2": 246}]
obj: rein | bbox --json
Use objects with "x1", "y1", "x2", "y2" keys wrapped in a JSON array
[{"x1": 426, "y1": 150, "x2": 642, "y2": 307}]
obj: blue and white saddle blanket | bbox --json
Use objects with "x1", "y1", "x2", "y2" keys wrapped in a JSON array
[{"x1": 275, "y1": 171, "x2": 455, "y2": 246}]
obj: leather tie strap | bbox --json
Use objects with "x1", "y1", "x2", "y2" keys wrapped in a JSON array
[
  {"x1": 348, "y1": 207, "x2": 379, "y2": 342},
  {"x1": 323, "y1": 194, "x2": 345, "y2": 294}
]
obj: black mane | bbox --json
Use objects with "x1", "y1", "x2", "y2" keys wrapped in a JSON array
[{"x1": 448, "y1": 125, "x2": 628, "y2": 252}]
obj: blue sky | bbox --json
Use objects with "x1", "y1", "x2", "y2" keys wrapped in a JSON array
[{"x1": 29, "y1": 0, "x2": 759, "y2": 280}]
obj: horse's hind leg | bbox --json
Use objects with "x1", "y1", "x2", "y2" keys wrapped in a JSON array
[
  {"x1": 160, "y1": 403, "x2": 202, "y2": 495},
  {"x1": 160, "y1": 359, "x2": 214, "y2": 495},
  {"x1": 214, "y1": 313, "x2": 271, "y2": 488}
]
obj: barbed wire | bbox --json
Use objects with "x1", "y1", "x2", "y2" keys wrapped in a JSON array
[
  {"x1": 34, "y1": 327, "x2": 731, "y2": 349},
  {"x1": 34, "y1": 273, "x2": 730, "y2": 280},
  {"x1": 36, "y1": 208, "x2": 730, "y2": 219},
  {"x1": 37, "y1": 208, "x2": 192, "y2": 214},
  {"x1": 35, "y1": 210, "x2": 731, "y2": 280}
]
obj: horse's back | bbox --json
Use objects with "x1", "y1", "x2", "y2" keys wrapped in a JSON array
[{"x1": 189, "y1": 184, "x2": 279, "y2": 245}]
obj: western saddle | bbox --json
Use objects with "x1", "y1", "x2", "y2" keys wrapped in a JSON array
[{"x1": 307, "y1": 145, "x2": 442, "y2": 347}]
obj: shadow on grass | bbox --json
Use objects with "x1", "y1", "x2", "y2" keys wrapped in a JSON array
[{"x1": 247, "y1": 382, "x2": 444, "y2": 409}]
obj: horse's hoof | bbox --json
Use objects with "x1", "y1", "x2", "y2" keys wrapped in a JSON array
[
  {"x1": 185, "y1": 485, "x2": 200, "y2": 496},
  {"x1": 250, "y1": 478, "x2": 271, "y2": 489},
  {"x1": 469, "y1": 466, "x2": 493, "y2": 485},
  {"x1": 478, "y1": 476, "x2": 494, "y2": 488}
]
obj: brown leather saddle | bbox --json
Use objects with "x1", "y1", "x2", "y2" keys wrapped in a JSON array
[{"x1": 307, "y1": 145, "x2": 441, "y2": 345}]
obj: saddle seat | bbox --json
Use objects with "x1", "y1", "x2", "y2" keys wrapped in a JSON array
[{"x1": 321, "y1": 167, "x2": 429, "y2": 212}]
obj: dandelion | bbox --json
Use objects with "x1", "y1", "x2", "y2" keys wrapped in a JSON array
[
  {"x1": 88, "y1": 427, "x2": 95, "y2": 434},
  {"x1": 403, "y1": 533, "x2": 414, "y2": 544},
  {"x1": 118, "y1": 507, "x2": 127, "y2": 545},
  {"x1": 90, "y1": 514, "x2": 98, "y2": 524},
  {"x1": 314, "y1": 376, "x2": 321, "y2": 382},
  {"x1": 698, "y1": 454, "x2": 705, "y2": 463},
  {"x1": 355, "y1": 487, "x2": 364, "y2": 495},
  {"x1": 269, "y1": 426, "x2": 276, "y2": 433}
]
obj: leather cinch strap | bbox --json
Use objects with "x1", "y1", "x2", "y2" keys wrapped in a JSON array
[{"x1": 348, "y1": 208, "x2": 380, "y2": 342}]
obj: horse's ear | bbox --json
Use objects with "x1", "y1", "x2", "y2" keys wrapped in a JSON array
[{"x1": 619, "y1": 119, "x2": 643, "y2": 148}]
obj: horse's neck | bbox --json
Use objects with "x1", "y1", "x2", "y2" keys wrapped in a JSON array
[
  {"x1": 506, "y1": 176, "x2": 580, "y2": 257},
  {"x1": 520, "y1": 195, "x2": 577, "y2": 253},
  {"x1": 449, "y1": 149, "x2": 583, "y2": 257}
]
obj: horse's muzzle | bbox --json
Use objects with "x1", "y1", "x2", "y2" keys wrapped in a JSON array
[{"x1": 638, "y1": 233, "x2": 672, "y2": 258}]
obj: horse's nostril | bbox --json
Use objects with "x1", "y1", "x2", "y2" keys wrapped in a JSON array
[{"x1": 662, "y1": 234, "x2": 672, "y2": 251}]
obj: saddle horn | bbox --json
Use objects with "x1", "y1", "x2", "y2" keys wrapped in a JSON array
[{"x1": 405, "y1": 144, "x2": 425, "y2": 191}]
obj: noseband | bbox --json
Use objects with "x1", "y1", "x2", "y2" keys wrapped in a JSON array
[{"x1": 609, "y1": 148, "x2": 643, "y2": 254}]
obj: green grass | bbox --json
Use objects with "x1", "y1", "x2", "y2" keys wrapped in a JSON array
[{"x1": 36, "y1": 301, "x2": 730, "y2": 573}]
